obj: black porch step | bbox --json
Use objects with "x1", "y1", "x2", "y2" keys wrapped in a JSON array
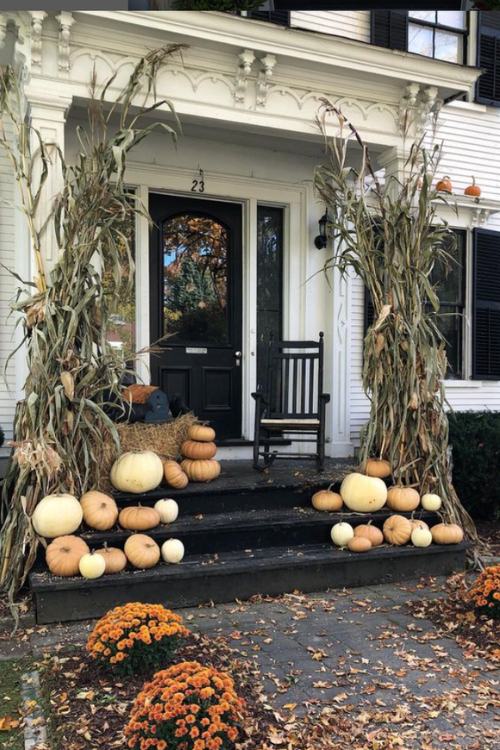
[
  {"x1": 77, "y1": 507, "x2": 440, "y2": 557},
  {"x1": 30, "y1": 541, "x2": 468, "y2": 624}
]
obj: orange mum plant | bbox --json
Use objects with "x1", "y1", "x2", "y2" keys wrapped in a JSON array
[
  {"x1": 468, "y1": 564, "x2": 500, "y2": 619},
  {"x1": 87, "y1": 602, "x2": 190, "y2": 674},
  {"x1": 124, "y1": 660, "x2": 245, "y2": 750}
]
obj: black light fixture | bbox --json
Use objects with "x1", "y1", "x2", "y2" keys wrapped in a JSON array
[{"x1": 314, "y1": 212, "x2": 328, "y2": 249}]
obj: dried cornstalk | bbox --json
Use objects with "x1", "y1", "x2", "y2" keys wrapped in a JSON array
[
  {"x1": 314, "y1": 101, "x2": 478, "y2": 545},
  {"x1": 0, "y1": 47, "x2": 182, "y2": 608}
]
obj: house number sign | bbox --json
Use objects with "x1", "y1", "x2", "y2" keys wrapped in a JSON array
[{"x1": 191, "y1": 168, "x2": 205, "y2": 193}]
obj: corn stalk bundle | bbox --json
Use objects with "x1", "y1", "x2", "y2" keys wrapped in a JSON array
[
  {"x1": 314, "y1": 102, "x2": 477, "y2": 542},
  {"x1": 0, "y1": 48, "x2": 181, "y2": 606}
]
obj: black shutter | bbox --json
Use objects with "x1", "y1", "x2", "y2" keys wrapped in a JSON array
[
  {"x1": 472, "y1": 229, "x2": 500, "y2": 380},
  {"x1": 371, "y1": 10, "x2": 408, "y2": 51},
  {"x1": 247, "y1": 11, "x2": 290, "y2": 26},
  {"x1": 364, "y1": 288, "x2": 375, "y2": 334},
  {"x1": 476, "y1": 12, "x2": 500, "y2": 106}
]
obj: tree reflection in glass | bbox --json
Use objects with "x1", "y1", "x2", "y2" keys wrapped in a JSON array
[{"x1": 162, "y1": 213, "x2": 229, "y2": 344}]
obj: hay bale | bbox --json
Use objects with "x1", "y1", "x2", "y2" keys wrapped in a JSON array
[{"x1": 98, "y1": 412, "x2": 197, "y2": 491}]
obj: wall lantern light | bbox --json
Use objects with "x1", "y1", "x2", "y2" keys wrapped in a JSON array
[{"x1": 314, "y1": 212, "x2": 328, "y2": 249}]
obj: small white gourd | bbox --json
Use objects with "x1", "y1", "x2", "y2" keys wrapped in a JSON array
[
  {"x1": 154, "y1": 499, "x2": 179, "y2": 524},
  {"x1": 161, "y1": 538, "x2": 185, "y2": 564},
  {"x1": 411, "y1": 527, "x2": 433, "y2": 548},
  {"x1": 330, "y1": 522, "x2": 354, "y2": 547},
  {"x1": 421, "y1": 493, "x2": 442, "y2": 512},
  {"x1": 79, "y1": 552, "x2": 106, "y2": 579}
]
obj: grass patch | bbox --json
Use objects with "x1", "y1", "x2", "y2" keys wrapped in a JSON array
[{"x1": 0, "y1": 658, "x2": 32, "y2": 750}]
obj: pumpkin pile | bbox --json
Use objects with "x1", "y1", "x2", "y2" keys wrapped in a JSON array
[
  {"x1": 180, "y1": 423, "x2": 221, "y2": 483},
  {"x1": 35, "y1": 482, "x2": 185, "y2": 579},
  {"x1": 311, "y1": 458, "x2": 463, "y2": 554}
]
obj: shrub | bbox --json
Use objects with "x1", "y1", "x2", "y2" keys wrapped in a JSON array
[
  {"x1": 468, "y1": 564, "x2": 500, "y2": 619},
  {"x1": 87, "y1": 602, "x2": 190, "y2": 674},
  {"x1": 448, "y1": 411, "x2": 500, "y2": 520},
  {"x1": 125, "y1": 660, "x2": 245, "y2": 750}
]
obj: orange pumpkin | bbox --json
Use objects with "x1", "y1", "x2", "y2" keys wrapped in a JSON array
[
  {"x1": 80, "y1": 490, "x2": 118, "y2": 531},
  {"x1": 347, "y1": 537, "x2": 372, "y2": 553},
  {"x1": 181, "y1": 440, "x2": 217, "y2": 460},
  {"x1": 95, "y1": 545, "x2": 127, "y2": 574},
  {"x1": 118, "y1": 505, "x2": 160, "y2": 531},
  {"x1": 365, "y1": 458, "x2": 391, "y2": 479},
  {"x1": 124, "y1": 534, "x2": 160, "y2": 569},
  {"x1": 354, "y1": 524, "x2": 384, "y2": 547},
  {"x1": 464, "y1": 176, "x2": 481, "y2": 197},
  {"x1": 436, "y1": 176, "x2": 452, "y2": 194},
  {"x1": 311, "y1": 488, "x2": 343, "y2": 512},
  {"x1": 383, "y1": 515, "x2": 412, "y2": 546},
  {"x1": 164, "y1": 460, "x2": 189, "y2": 489},
  {"x1": 181, "y1": 458, "x2": 221, "y2": 482},
  {"x1": 411, "y1": 519, "x2": 429, "y2": 531},
  {"x1": 386, "y1": 486, "x2": 420, "y2": 512},
  {"x1": 431, "y1": 523, "x2": 464, "y2": 545},
  {"x1": 46, "y1": 535, "x2": 90, "y2": 577},
  {"x1": 188, "y1": 424, "x2": 216, "y2": 442}
]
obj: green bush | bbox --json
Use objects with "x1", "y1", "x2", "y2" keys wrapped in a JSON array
[{"x1": 448, "y1": 411, "x2": 500, "y2": 520}]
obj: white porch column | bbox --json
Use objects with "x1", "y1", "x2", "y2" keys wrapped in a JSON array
[
  {"x1": 329, "y1": 259, "x2": 354, "y2": 458},
  {"x1": 377, "y1": 145, "x2": 408, "y2": 185},
  {"x1": 24, "y1": 89, "x2": 72, "y2": 272}
]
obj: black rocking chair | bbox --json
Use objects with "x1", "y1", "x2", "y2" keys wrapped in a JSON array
[{"x1": 252, "y1": 332, "x2": 330, "y2": 471}]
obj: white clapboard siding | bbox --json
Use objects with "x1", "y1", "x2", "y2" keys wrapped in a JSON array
[
  {"x1": 349, "y1": 102, "x2": 500, "y2": 445},
  {"x1": 290, "y1": 11, "x2": 371, "y2": 43},
  {"x1": 0, "y1": 143, "x2": 17, "y2": 440}
]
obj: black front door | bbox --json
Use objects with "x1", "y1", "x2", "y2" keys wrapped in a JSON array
[{"x1": 149, "y1": 193, "x2": 243, "y2": 439}]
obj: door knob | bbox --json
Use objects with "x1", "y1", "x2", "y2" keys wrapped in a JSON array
[{"x1": 234, "y1": 351, "x2": 242, "y2": 366}]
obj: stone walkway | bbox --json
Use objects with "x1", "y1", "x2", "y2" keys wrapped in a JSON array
[{"x1": 2, "y1": 577, "x2": 498, "y2": 748}]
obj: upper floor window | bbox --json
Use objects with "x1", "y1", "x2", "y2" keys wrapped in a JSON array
[{"x1": 408, "y1": 11, "x2": 466, "y2": 64}]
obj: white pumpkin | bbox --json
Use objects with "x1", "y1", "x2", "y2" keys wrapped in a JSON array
[
  {"x1": 421, "y1": 493, "x2": 442, "y2": 512},
  {"x1": 79, "y1": 552, "x2": 106, "y2": 579},
  {"x1": 340, "y1": 473, "x2": 387, "y2": 513},
  {"x1": 110, "y1": 451, "x2": 164, "y2": 494},
  {"x1": 411, "y1": 526, "x2": 433, "y2": 548},
  {"x1": 161, "y1": 538, "x2": 185, "y2": 564},
  {"x1": 154, "y1": 499, "x2": 179, "y2": 525},
  {"x1": 32, "y1": 493, "x2": 83, "y2": 538},
  {"x1": 330, "y1": 522, "x2": 354, "y2": 547}
]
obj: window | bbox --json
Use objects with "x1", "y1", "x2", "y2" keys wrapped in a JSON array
[
  {"x1": 429, "y1": 229, "x2": 466, "y2": 379},
  {"x1": 371, "y1": 11, "x2": 467, "y2": 65},
  {"x1": 245, "y1": 10, "x2": 290, "y2": 26},
  {"x1": 408, "y1": 11, "x2": 466, "y2": 64},
  {"x1": 256, "y1": 205, "x2": 284, "y2": 390}
]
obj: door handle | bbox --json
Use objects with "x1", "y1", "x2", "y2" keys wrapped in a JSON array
[{"x1": 234, "y1": 351, "x2": 242, "y2": 367}]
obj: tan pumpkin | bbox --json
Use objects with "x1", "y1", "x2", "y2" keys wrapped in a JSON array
[
  {"x1": 32, "y1": 493, "x2": 83, "y2": 538},
  {"x1": 386, "y1": 486, "x2": 420, "y2": 512},
  {"x1": 365, "y1": 458, "x2": 391, "y2": 479},
  {"x1": 110, "y1": 450, "x2": 164, "y2": 494},
  {"x1": 431, "y1": 523, "x2": 464, "y2": 545},
  {"x1": 95, "y1": 545, "x2": 127, "y2": 574},
  {"x1": 181, "y1": 458, "x2": 221, "y2": 483},
  {"x1": 383, "y1": 515, "x2": 412, "y2": 546},
  {"x1": 181, "y1": 440, "x2": 217, "y2": 460},
  {"x1": 347, "y1": 536, "x2": 372, "y2": 553},
  {"x1": 164, "y1": 460, "x2": 189, "y2": 489},
  {"x1": 354, "y1": 524, "x2": 384, "y2": 547},
  {"x1": 311, "y1": 487, "x2": 343, "y2": 512},
  {"x1": 80, "y1": 490, "x2": 118, "y2": 531},
  {"x1": 118, "y1": 505, "x2": 160, "y2": 531},
  {"x1": 46, "y1": 535, "x2": 90, "y2": 577},
  {"x1": 421, "y1": 493, "x2": 442, "y2": 512},
  {"x1": 411, "y1": 526, "x2": 433, "y2": 548},
  {"x1": 124, "y1": 534, "x2": 160, "y2": 569},
  {"x1": 188, "y1": 424, "x2": 216, "y2": 442}
]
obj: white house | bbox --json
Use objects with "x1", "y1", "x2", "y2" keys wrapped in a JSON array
[{"x1": 1, "y1": 8, "x2": 499, "y2": 463}]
